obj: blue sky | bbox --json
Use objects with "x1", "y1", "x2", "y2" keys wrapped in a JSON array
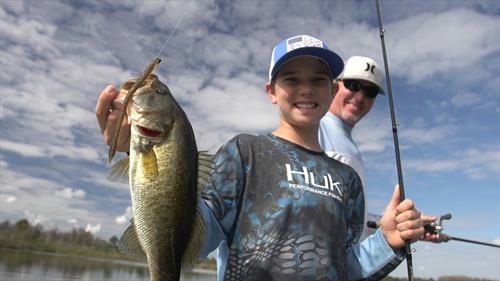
[{"x1": 0, "y1": 0, "x2": 499, "y2": 279}]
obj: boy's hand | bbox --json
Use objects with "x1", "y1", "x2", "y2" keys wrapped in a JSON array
[
  {"x1": 95, "y1": 85, "x2": 131, "y2": 153},
  {"x1": 379, "y1": 185, "x2": 425, "y2": 249}
]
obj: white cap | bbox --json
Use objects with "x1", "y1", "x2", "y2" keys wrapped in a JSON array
[{"x1": 339, "y1": 56, "x2": 385, "y2": 95}]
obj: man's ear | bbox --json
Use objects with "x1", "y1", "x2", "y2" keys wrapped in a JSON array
[
  {"x1": 266, "y1": 82, "x2": 278, "y2": 104},
  {"x1": 331, "y1": 80, "x2": 339, "y2": 97}
]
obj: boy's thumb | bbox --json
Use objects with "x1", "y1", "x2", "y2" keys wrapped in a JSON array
[{"x1": 387, "y1": 184, "x2": 401, "y2": 210}]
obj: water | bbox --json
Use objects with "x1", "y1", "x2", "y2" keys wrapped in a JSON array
[{"x1": 0, "y1": 248, "x2": 216, "y2": 281}]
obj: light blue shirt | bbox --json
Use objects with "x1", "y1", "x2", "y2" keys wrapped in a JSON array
[{"x1": 319, "y1": 112, "x2": 369, "y2": 239}]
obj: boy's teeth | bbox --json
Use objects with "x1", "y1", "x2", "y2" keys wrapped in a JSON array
[{"x1": 296, "y1": 103, "x2": 315, "y2": 108}]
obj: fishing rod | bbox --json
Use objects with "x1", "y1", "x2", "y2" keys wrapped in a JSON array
[
  {"x1": 367, "y1": 213, "x2": 500, "y2": 248},
  {"x1": 374, "y1": 0, "x2": 414, "y2": 280},
  {"x1": 424, "y1": 213, "x2": 500, "y2": 248}
]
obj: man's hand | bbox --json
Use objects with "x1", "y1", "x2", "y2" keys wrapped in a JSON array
[
  {"x1": 379, "y1": 185, "x2": 425, "y2": 249},
  {"x1": 95, "y1": 85, "x2": 131, "y2": 153},
  {"x1": 421, "y1": 214, "x2": 440, "y2": 242}
]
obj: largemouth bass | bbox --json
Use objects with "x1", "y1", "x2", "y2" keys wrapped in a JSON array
[{"x1": 109, "y1": 65, "x2": 210, "y2": 281}]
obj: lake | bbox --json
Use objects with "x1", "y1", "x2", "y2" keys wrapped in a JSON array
[{"x1": 0, "y1": 248, "x2": 217, "y2": 281}]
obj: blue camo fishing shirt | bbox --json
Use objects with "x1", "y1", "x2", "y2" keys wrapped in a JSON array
[{"x1": 200, "y1": 133, "x2": 365, "y2": 281}]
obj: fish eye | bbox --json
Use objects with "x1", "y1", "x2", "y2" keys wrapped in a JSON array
[
  {"x1": 156, "y1": 89, "x2": 167, "y2": 95},
  {"x1": 155, "y1": 84, "x2": 170, "y2": 95}
]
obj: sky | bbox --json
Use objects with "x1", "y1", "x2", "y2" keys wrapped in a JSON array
[{"x1": 0, "y1": 0, "x2": 499, "y2": 279}]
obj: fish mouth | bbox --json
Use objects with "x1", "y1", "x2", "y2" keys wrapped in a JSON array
[{"x1": 137, "y1": 125, "x2": 163, "y2": 138}]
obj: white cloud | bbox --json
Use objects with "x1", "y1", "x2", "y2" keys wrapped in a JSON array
[
  {"x1": 400, "y1": 126, "x2": 457, "y2": 145},
  {"x1": 406, "y1": 159, "x2": 460, "y2": 173},
  {"x1": 354, "y1": 112, "x2": 392, "y2": 154},
  {"x1": 115, "y1": 206, "x2": 132, "y2": 225},
  {"x1": 0, "y1": 140, "x2": 46, "y2": 157},
  {"x1": 405, "y1": 147, "x2": 499, "y2": 179},
  {"x1": 462, "y1": 148, "x2": 500, "y2": 179},
  {"x1": 180, "y1": 72, "x2": 277, "y2": 151},
  {"x1": 55, "y1": 188, "x2": 86, "y2": 199},
  {"x1": 451, "y1": 91, "x2": 483, "y2": 107},
  {"x1": 24, "y1": 210, "x2": 47, "y2": 226},
  {"x1": 133, "y1": 0, "x2": 217, "y2": 31},
  {"x1": 0, "y1": 5, "x2": 59, "y2": 58},
  {"x1": 0, "y1": 0, "x2": 24, "y2": 14},
  {"x1": 115, "y1": 215, "x2": 127, "y2": 225},
  {"x1": 0, "y1": 194, "x2": 17, "y2": 204},
  {"x1": 0, "y1": 139, "x2": 102, "y2": 163},
  {"x1": 85, "y1": 223, "x2": 101, "y2": 235},
  {"x1": 387, "y1": 8, "x2": 500, "y2": 83}
]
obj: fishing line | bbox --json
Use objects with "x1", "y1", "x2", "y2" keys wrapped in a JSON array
[
  {"x1": 109, "y1": 6, "x2": 189, "y2": 162},
  {"x1": 155, "y1": 6, "x2": 190, "y2": 58}
]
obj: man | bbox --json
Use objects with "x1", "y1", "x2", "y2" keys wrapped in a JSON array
[
  {"x1": 319, "y1": 55, "x2": 387, "y2": 240},
  {"x1": 319, "y1": 56, "x2": 437, "y2": 279}
]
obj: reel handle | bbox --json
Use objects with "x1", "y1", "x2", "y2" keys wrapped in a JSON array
[{"x1": 424, "y1": 213, "x2": 452, "y2": 237}]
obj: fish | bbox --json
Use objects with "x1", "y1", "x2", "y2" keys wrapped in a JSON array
[{"x1": 108, "y1": 61, "x2": 211, "y2": 281}]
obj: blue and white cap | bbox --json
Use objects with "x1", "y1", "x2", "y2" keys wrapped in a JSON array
[{"x1": 268, "y1": 35, "x2": 344, "y2": 81}]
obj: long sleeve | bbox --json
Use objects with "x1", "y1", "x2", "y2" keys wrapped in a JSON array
[
  {"x1": 197, "y1": 137, "x2": 246, "y2": 280},
  {"x1": 347, "y1": 228, "x2": 404, "y2": 280},
  {"x1": 343, "y1": 168, "x2": 404, "y2": 280}
]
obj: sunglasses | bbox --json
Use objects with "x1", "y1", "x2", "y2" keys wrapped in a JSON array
[{"x1": 342, "y1": 79, "x2": 379, "y2": 99}]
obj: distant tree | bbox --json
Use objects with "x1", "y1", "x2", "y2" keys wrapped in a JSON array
[
  {"x1": 0, "y1": 220, "x2": 10, "y2": 230},
  {"x1": 15, "y1": 219, "x2": 30, "y2": 231},
  {"x1": 438, "y1": 276, "x2": 493, "y2": 281},
  {"x1": 109, "y1": 236, "x2": 119, "y2": 247}
]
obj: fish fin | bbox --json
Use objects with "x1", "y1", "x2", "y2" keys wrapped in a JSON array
[
  {"x1": 181, "y1": 205, "x2": 206, "y2": 273},
  {"x1": 197, "y1": 151, "x2": 214, "y2": 193},
  {"x1": 140, "y1": 149, "x2": 158, "y2": 178},
  {"x1": 107, "y1": 157, "x2": 130, "y2": 183},
  {"x1": 117, "y1": 220, "x2": 147, "y2": 261},
  {"x1": 180, "y1": 151, "x2": 212, "y2": 272}
]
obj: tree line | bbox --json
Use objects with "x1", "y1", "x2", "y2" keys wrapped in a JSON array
[
  {"x1": 0, "y1": 219, "x2": 133, "y2": 260},
  {"x1": 382, "y1": 277, "x2": 495, "y2": 281},
  {"x1": 0, "y1": 218, "x2": 216, "y2": 269},
  {"x1": 0, "y1": 219, "x2": 494, "y2": 279}
]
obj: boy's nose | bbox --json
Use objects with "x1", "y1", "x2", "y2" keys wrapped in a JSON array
[{"x1": 299, "y1": 82, "x2": 314, "y2": 95}]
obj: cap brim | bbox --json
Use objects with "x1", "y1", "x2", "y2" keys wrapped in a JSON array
[{"x1": 270, "y1": 47, "x2": 344, "y2": 80}]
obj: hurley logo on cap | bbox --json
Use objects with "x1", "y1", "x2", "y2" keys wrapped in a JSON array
[
  {"x1": 287, "y1": 35, "x2": 324, "y2": 51},
  {"x1": 364, "y1": 62, "x2": 376, "y2": 75}
]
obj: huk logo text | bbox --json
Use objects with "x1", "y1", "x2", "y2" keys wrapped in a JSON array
[{"x1": 285, "y1": 164, "x2": 343, "y2": 202}]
